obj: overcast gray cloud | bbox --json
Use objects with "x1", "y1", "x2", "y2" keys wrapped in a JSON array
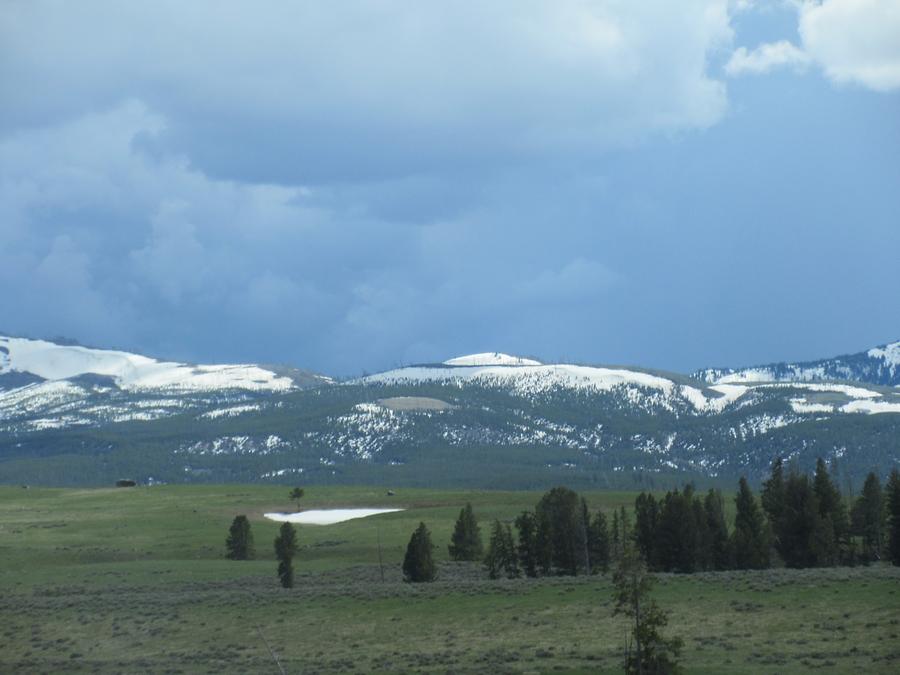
[
  {"x1": 2, "y1": 0, "x2": 734, "y2": 182},
  {"x1": 1, "y1": 1, "x2": 898, "y2": 374}
]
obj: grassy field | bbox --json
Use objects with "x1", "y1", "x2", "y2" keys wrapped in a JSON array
[{"x1": 1, "y1": 484, "x2": 898, "y2": 673}]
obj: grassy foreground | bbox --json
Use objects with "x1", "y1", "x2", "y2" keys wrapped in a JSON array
[{"x1": 0, "y1": 484, "x2": 898, "y2": 674}]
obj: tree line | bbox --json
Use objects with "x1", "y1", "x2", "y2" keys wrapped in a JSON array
[
  {"x1": 222, "y1": 466, "x2": 900, "y2": 588},
  {"x1": 407, "y1": 462, "x2": 900, "y2": 579}
]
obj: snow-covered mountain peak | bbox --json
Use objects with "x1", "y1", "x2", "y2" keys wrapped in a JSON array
[
  {"x1": 0, "y1": 335, "x2": 296, "y2": 392},
  {"x1": 868, "y1": 341, "x2": 900, "y2": 371},
  {"x1": 696, "y1": 339, "x2": 900, "y2": 388},
  {"x1": 443, "y1": 352, "x2": 542, "y2": 366}
]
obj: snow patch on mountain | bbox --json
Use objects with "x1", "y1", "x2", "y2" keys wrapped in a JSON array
[
  {"x1": 0, "y1": 336, "x2": 295, "y2": 392},
  {"x1": 199, "y1": 403, "x2": 263, "y2": 420},
  {"x1": 841, "y1": 399, "x2": 900, "y2": 414},
  {"x1": 365, "y1": 363, "x2": 675, "y2": 395},
  {"x1": 443, "y1": 352, "x2": 542, "y2": 366},
  {"x1": 178, "y1": 435, "x2": 281, "y2": 456},
  {"x1": 790, "y1": 398, "x2": 834, "y2": 414},
  {"x1": 365, "y1": 362, "x2": 753, "y2": 414},
  {"x1": 868, "y1": 341, "x2": 900, "y2": 373},
  {"x1": 759, "y1": 382, "x2": 881, "y2": 399},
  {"x1": 698, "y1": 339, "x2": 900, "y2": 388},
  {"x1": 0, "y1": 381, "x2": 87, "y2": 420},
  {"x1": 680, "y1": 384, "x2": 748, "y2": 413}
]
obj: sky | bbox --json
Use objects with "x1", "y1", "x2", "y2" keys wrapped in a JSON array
[{"x1": 1, "y1": 0, "x2": 898, "y2": 376}]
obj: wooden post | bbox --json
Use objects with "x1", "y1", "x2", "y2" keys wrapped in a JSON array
[
  {"x1": 377, "y1": 526, "x2": 385, "y2": 582},
  {"x1": 256, "y1": 625, "x2": 287, "y2": 675}
]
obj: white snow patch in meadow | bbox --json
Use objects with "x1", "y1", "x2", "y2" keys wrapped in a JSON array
[
  {"x1": 264, "y1": 508, "x2": 404, "y2": 525},
  {"x1": 443, "y1": 352, "x2": 542, "y2": 366}
]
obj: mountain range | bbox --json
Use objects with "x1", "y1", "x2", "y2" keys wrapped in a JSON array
[{"x1": 1, "y1": 335, "x2": 898, "y2": 488}]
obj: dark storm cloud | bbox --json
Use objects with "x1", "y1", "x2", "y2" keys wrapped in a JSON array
[{"x1": 1, "y1": 1, "x2": 898, "y2": 375}]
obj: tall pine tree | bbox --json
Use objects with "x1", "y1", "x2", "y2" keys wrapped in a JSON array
[
  {"x1": 484, "y1": 520, "x2": 520, "y2": 579},
  {"x1": 589, "y1": 510, "x2": 612, "y2": 574},
  {"x1": 886, "y1": 469, "x2": 900, "y2": 566},
  {"x1": 613, "y1": 541, "x2": 683, "y2": 674},
  {"x1": 731, "y1": 477, "x2": 769, "y2": 569},
  {"x1": 448, "y1": 503, "x2": 483, "y2": 561},
  {"x1": 225, "y1": 514, "x2": 254, "y2": 560},
  {"x1": 778, "y1": 470, "x2": 822, "y2": 568},
  {"x1": 813, "y1": 457, "x2": 846, "y2": 565},
  {"x1": 515, "y1": 511, "x2": 540, "y2": 577},
  {"x1": 655, "y1": 488, "x2": 698, "y2": 573},
  {"x1": 634, "y1": 493, "x2": 659, "y2": 570},
  {"x1": 852, "y1": 472, "x2": 886, "y2": 563},
  {"x1": 761, "y1": 457, "x2": 786, "y2": 551},
  {"x1": 704, "y1": 489, "x2": 730, "y2": 571},
  {"x1": 273, "y1": 522, "x2": 298, "y2": 588},
  {"x1": 403, "y1": 522, "x2": 436, "y2": 582},
  {"x1": 535, "y1": 508, "x2": 554, "y2": 575},
  {"x1": 535, "y1": 486, "x2": 584, "y2": 575}
]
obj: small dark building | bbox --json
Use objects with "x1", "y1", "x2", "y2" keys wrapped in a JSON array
[{"x1": 115, "y1": 479, "x2": 137, "y2": 488}]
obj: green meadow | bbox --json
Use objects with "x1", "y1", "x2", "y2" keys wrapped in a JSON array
[{"x1": 1, "y1": 485, "x2": 897, "y2": 673}]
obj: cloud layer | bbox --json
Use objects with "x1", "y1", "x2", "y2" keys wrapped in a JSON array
[
  {"x1": 727, "y1": 0, "x2": 900, "y2": 91},
  {"x1": 2, "y1": 1, "x2": 733, "y2": 184},
  {"x1": 725, "y1": 40, "x2": 810, "y2": 76},
  {"x1": 1, "y1": 1, "x2": 898, "y2": 375},
  {"x1": 800, "y1": 0, "x2": 900, "y2": 92}
]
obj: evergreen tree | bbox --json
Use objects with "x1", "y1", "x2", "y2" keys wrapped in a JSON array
[
  {"x1": 485, "y1": 520, "x2": 520, "y2": 579},
  {"x1": 704, "y1": 489, "x2": 730, "y2": 571},
  {"x1": 577, "y1": 498, "x2": 592, "y2": 574},
  {"x1": 692, "y1": 491, "x2": 713, "y2": 571},
  {"x1": 852, "y1": 472, "x2": 886, "y2": 563},
  {"x1": 289, "y1": 487, "x2": 304, "y2": 511},
  {"x1": 813, "y1": 457, "x2": 848, "y2": 564},
  {"x1": 515, "y1": 511, "x2": 540, "y2": 577},
  {"x1": 225, "y1": 514, "x2": 254, "y2": 560},
  {"x1": 589, "y1": 510, "x2": 612, "y2": 574},
  {"x1": 535, "y1": 486, "x2": 584, "y2": 575},
  {"x1": 634, "y1": 493, "x2": 659, "y2": 570},
  {"x1": 778, "y1": 470, "x2": 822, "y2": 568},
  {"x1": 655, "y1": 488, "x2": 697, "y2": 573},
  {"x1": 887, "y1": 469, "x2": 900, "y2": 566},
  {"x1": 273, "y1": 522, "x2": 298, "y2": 588},
  {"x1": 761, "y1": 457, "x2": 786, "y2": 550},
  {"x1": 448, "y1": 502, "x2": 483, "y2": 561},
  {"x1": 402, "y1": 522, "x2": 436, "y2": 582},
  {"x1": 612, "y1": 509, "x2": 622, "y2": 559},
  {"x1": 619, "y1": 505, "x2": 631, "y2": 544},
  {"x1": 535, "y1": 508, "x2": 554, "y2": 575},
  {"x1": 613, "y1": 541, "x2": 683, "y2": 675},
  {"x1": 731, "y1": 477, "x2": 769, "y2": 569}
]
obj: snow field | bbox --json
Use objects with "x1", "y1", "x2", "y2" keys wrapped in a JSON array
[
  {"x1": 0, "y1": 336, "x2": 295, "y2": 392},
  {"x1": 264, "y1": 508, "x2": 404, "y2": 525}
]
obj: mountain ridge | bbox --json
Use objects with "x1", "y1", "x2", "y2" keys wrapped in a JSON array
[
  {"x1": 694, "y1": 340, "x2": 900, "y2": 388},
  {"x1": 1, "y1": 334, "x2": 898, "y2": 488}
]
